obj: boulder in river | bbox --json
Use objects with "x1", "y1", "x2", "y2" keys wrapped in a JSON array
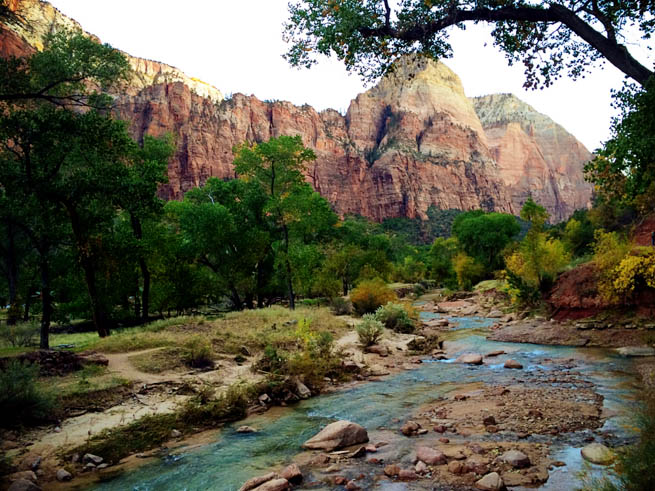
[
  {"x1": 280, "y1": 464, "x2": 302, "y2": 485},
  {"x1": 475, "y1": 472, "x2": 505, "y2": 490},
  {"x1": 454, "y1": 353, "x2": 483, "y2": 365},
  {"x1": 254, "y1": 479, "x2": 290, "y2": 491},
  {"x1": 416, "y1": 446, "x2": 446, "y2": 465},
  {"x1": 56, "y1": 469, "x2": 72, "y2": 482},
  {"x1": 239, "y1": 472, "x2": 277, "y2": 491},
  {"x1": 500, "y1": 450, "x2": 531, "y2": 468},
  {"x1": 581, "y1": 443, "x2": 615, "y2": 465},
  {"x1": 302, "y1": 420, "x2": 368, "y2": 451},
  {"x1": 401, "y1": 421, "x2": 421, "y2": 436},
  {"x1": 504, "y1": 359, "x2": 523, "y2": 369}
]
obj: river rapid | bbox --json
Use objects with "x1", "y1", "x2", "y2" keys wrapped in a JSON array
[{"x1": 92, "y1": 313, "x2": 640, "y2": 491}]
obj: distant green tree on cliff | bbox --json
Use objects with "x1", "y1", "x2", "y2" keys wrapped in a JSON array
[{"x1": 283, "y1": 0, "x2": 653, "y2": 88}]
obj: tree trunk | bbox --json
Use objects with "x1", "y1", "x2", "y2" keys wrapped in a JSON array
[
  {"x1": 66, "y1": 203, "x2": 110, "y2": 337},
  {"x1": 282, "y1": 223, "x2": 295, "y2": 310},
  {"x1": 5, "y1": 222, "x2": 19, "y2": 325},
  {"x1": 39, "y1": 259, "x2": 51, "y2": 350},
  {"x1": 256, "y1": 262, "x2": 265, "y2": 309},
  {"x1": 130, "y1": 214, "x2": 151, "y2": 322},
  {"x1": 342, "y1": 277, "x2": 349, "y2": 297}
]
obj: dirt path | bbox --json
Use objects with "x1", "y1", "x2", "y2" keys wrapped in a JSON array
[{"x1": 106, "y1": 348, "x2": 175, "y2": 384}]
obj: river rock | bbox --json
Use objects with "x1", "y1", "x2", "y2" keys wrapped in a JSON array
[
  {"x1": 504, "y1": 359, "x2": 523, "y2": 369},
  {"x1": 280, "y1": 464, "x2": 302, "y2": 485},
  {"x1": 500, "y1": 450, "x2": 531, "y2": 468},
  {"x1": 255, "y1": 478, "x2": 290, "y2": 491},
  {"x1": 294, "y1": 378, "x2": 311, "y2": 399},
  {"x1": 56, "y1": 469, "x2": 72, "y2": 482},
  {"x1": 581, "y1": 443, "x2": 615, "y2": 465},
  {"x1": 482, "y1": 415, "x2": 496, "y2": 426},
  {"x1": 448, "y1": 460, "x2": 464, "y2": 475},
  {"x1": 345, "y1": 481, "x2": 361, "y2": 491},
  {"x1": 83, "y1": 454, "x2": 103, "y2": 465},
  {"x1": 237, "y1": 426, "x2": 257, "y2": 433},
  {"x1": 170, "y1": 429, "x2": 182, "y2": 438},
  {"x1": 415, "y1": 460, "x2": 428, "y2": 474},
  {"x1": 455, "y1": 353, "x2": 483, "y2": 365},
  {"x1": 384, "y1": 464, "x2": 401, "y2": 477},
  {"x1": 486, "y1": 350, "x2": 505, "y2": 357},
  {"x1": 614, "y1": 346, "x2": 655, "y2": 357},
  {"x1": 366, "y1": 345, "x2": 390, "y2": 357},
  {"x1": 464, "y1": 455, "x2": 490, "y2": 474},
  {"x1": 8, "y1": 480, "x2": 41, "y2": 491},
  {"x1": 302, "y1": 420, "x2": 368, "y2": 451},
  {"x1": 401, "y1": 421, "x2": 421, "y2": 436},
  {"x1": 475, "y1": 472, "x2": 505, "y2": 490},
  {"x1": 398, "y1": 469, "x2": 419, "y2": 481},
  {"x1": 487, "y1": 310, "x2": 503, "y2": 318},
  {"x1": 239, "y1": 472, "x2": 277, "y2": 491},
  {"x1": 416, "y1": 446, "x2": 446, "y2": 465}
]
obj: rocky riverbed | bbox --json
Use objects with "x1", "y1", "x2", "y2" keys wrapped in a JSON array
[{"x1": 76, "y1": 290, "x2": 651, "y2": 491}]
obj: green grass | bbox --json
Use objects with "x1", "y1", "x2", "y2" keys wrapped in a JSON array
[{"x1": 129, "y1": 348, "x2": 185, "y2": 374}]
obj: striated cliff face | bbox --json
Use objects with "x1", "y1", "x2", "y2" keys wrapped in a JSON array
[
  {"x1": 472, "y1": 94, "x2": 593, "y2": 220},
  {"x1": 2, "y1": 0, "x2": 593, "y2": 222}
]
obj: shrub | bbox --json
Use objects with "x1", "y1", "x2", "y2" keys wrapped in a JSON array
[
  {"x1": 612, "y1": 249, "x2": 655, "y2": 298},
  {"x1": 350, "y1": 278, "x2": 397, "y2": 315},
  {"x1": 0, "y1": 360, "x2": 56, "y2": 427},
  {"x1": 0, "y1": 321, "x2": 39, "y2": 347},
  {"x1": 356, "y1": 314, "x2": 384, "y2": 347},
  {"x1": 593, "y1": 230, "x2": 631, "y2": 302},
  {"x1": 374, "y1": 302, "x2": 415, "y2": 333},
  {"x1": 182, "y1": 337, "x2": 214, "y2": 368},
  {"x1": 330, "y1": 297, "x2": 353, "y2": 315}
]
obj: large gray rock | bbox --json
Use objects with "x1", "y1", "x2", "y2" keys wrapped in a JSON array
[
  {"x1": 83, "y1": 453, "x2": 103, "y2": 465},
  {"x1": 455, "y1": 353, "x2": 483, "y2": 365},
  {"x1": 500, "y1": 450, "x2": 531, "y2": 468},
  {"x1": 614, "y1": 346, "x2": 655, "y2": 357},
  {"x1": 294, "y1": 378, "x2": 311, "y2": 399},
  {"x1": 8, "y1": 480, "x2": 41, "y2": 491},
  {"x1": 475, "y1": 472, "x2": 505, "y2": 490},
  {"x1": 416, "y1": 446, "x2": 446, "y2": 465},
  {"x1": 302, "y1": 420, "x2": 368, "y2": 451},
  {"x1": 56, "y1": 469, "x2": 73, "y2": 482},
  {"x1": 581, "y1": 443, "x2": 614, "y2": 465}
]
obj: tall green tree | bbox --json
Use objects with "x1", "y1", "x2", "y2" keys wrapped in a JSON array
[
  {"x1": 233, "y1": 135, "x2": 317, "y2": 310},
  {"x1": 284, "y1": 1, "x2": 653, "y2": 87},
  {"x1": 452, "y1": 211, "x2": 520, "y2": 271}
]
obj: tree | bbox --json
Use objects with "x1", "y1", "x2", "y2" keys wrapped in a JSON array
[
  {"x1": 0, "y1": 30, "x2": 129, "y2": 107},
  {"x1": 452, "y1": 211, "x2": 520, "y2": 271},
  {"x1": 233, "y1": 135, "x2": 317, "y2": 310},
  {"x1": 585, "y1": 80, "x2": 655, "y2": 213},
  {"x1": 168, "y1": 178, "x2": 273, "y2": 310},
  {"x1": 284, "y1": 1, "x2": 654, "y2": 88},
  {"x1": 428, "y1": 236, "x2": 459, "y2": 287}
]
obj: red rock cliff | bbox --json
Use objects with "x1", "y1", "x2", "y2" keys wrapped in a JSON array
[{"x1": 2, "y1": 0, "x2": 593, "y2": 222}]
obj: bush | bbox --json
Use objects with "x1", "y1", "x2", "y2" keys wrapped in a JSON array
[
  {"x1": 350, "y1": 278, "x2": 397, "y2": 315},
  {"x1": 0, "y1": 321, "x2": 39, "y2": 347},
  {"x1": 356, "y1": 314, "x2": 384, "y2": 347},
  {"x1": 0, "y1": 360, "x2": 56, "y2": 427},
  {"x1": 330, "y1": 297, "x2": 353, "y2": 315},
  {"x1": 182, "y1": 337, "x2": 214, "y2": 368},
  {"x1": 374, "y1": 302, "x2": 415, "y2": 333},
  {"x1": 593, "y1": 230, "x2": 631, "y2": 302}
]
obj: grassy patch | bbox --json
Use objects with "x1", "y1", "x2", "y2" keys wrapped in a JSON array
[
  {"x1": 129, "y1": 348, "x2": 185, "y2": 374},
  {"x1": 73, "y1": 383, "x2": 255, "y2": 463}
]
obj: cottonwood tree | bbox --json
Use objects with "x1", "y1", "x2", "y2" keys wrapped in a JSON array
[
  {"x1": 233, "y1": 136, "x2": 318, "y2": 310},
  {"x1": 284, "y1": 0, "x2": 654, "y2": 87}
]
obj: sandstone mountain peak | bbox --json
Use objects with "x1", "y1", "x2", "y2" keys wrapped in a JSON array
[{"x1": 1, "y1": 0, "x2": 593, "y2": 223}]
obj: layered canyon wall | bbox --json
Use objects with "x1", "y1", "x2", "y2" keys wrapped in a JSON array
[{"x1": 2, "y1": 0, "x2": 593, "y2": 222}]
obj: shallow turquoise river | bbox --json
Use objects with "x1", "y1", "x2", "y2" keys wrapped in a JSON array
[{"x1": 93, "y1": 314, "x2": 640, "y2": 490}]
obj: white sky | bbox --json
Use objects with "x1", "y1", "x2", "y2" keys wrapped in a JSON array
[{"x1": 48, "y1": 0, "x2": 652, "y2": 151}]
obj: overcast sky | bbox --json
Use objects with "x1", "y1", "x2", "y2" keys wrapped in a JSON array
[{"x1": 48, "y1": 0, "x2": 652, "y2": 151}]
